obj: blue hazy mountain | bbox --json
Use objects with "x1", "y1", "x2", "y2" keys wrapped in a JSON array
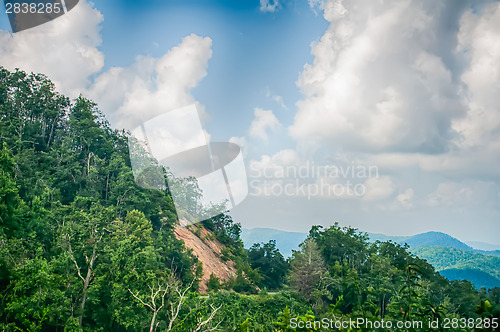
[
  {"x1": 465, "y1": 241, "x2": 500, "y2": 251},
  {"x1": 367, "y1": 231, "x2": 500, "y2": 257},
  {"x1": 439, "y1": 268, "x2": 500, "y2": 290},
  {"x1": 369, "y1": 231, "x2": 500, "y2": 288},
  {"x1": 368, "y1": 231, "x2": 474, "y2": 251},
  {"x1": 241, "y1": 228, "x2": 307, "y2": 258},
  {"x1": 412, "y1": 246, "x2": 500, "y2": 289}
]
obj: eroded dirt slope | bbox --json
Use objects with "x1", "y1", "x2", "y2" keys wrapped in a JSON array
[{"x1": 174, "y1": 222, "x2": 236, "y2": 293}]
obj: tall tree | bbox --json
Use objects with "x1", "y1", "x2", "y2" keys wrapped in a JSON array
[
  {"x1": 248, "y1": 240, "x2": 288, "y2": 290},
  {"x1": 288, "y1": 239, "x2": 326, "y2": 302}
]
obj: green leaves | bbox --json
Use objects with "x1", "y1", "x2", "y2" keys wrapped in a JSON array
[
  {"x1": 4, "y1": 257, "x2": 69, "y2": 331},
  {"x1": 248, "y1": 240, "x2": 289, "y2": 290},
  {"x1": 0, "y1": 67, "x2": 201, "y2": 330},
  {"x1": 0, "y1": 144, "x2": 24, "y2": 235}
]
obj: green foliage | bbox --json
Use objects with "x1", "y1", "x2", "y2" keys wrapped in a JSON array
[
  {"x1": 0, "y1": 67, "x2": 199, "y2": 330},
  {"x1": 226, "y1": 270, "x2": 259, "y2": 294},
  {"x1": 288, "y1": 239, "x2": 326, "y2": 304},
  {"x1": 207, "y1": 273, "x2": 222, "y2": 292},
  {"x1": 203, "y1": 213, "x2": 242, "y2": 250},
  {"x1": 248, "y1": 240, "x2": 289, "y2": 290},
  {"x1": 210, "y1": 290, "x2": 310, "y2": 331},
  {"x1": 0, "y1": 144, "x2": 25, "y2": 236},
  {"x1": 275, "y1": 306, "x2": 293, "y2": 331}
]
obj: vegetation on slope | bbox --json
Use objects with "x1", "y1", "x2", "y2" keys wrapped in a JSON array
[{"x1": 413, "y1": 246, "x2": 500, "y2": 288}]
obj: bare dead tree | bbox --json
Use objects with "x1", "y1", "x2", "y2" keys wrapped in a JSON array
[
  {"x1": 129, "y1": 276, "x2": 222, "y2": 332},
  {"x1": 192, "y1": 303, "x2": 223, "y2": 332},
  {"x1": 166, "y1": 277, "x2": 193, "y2": 331},
  {"x1": 128, "y1": 282, "x2": 170, "y2": 332},
  {"x1": 63, "y1": 223, "x2": 104, "y2": 328}
]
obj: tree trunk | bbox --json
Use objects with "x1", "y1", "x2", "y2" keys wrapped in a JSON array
[
  {"x1": 150, "y1": 311, "x2": 157, "y2": 332},
  {"x1": 78, "y1": 253, "x2": 96, "y2": 327}
]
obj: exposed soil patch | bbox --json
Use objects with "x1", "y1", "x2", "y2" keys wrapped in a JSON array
[{"x1": 174, "y1": 222, "x2": 236, "y2": 293}]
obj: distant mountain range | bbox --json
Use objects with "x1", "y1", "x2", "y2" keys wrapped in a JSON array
[
  {"x1": 439, "y1": 269, "x2": 500, "y2": 290},
  {"x1": 412, "y1": 246, "x2": 500, "y2": 289},
  {"x1": 241, "y1": 227, "x2": 500, "y2": 289},
  {"x1": 367, "y1": 231, "x2": 500, "y2": 257},
  {"x1": 368, "y1": 231, "x2": 472, "y2": 250},
  {"x1": 465, "y1": 241, "x2": 500, "y2": 251},
  {"x1": 241, "y1": 228, "x2": 307, "y2": 258}
]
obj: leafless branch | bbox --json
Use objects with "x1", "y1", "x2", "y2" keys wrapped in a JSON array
[
  {"x1": 128, "y1": 289, "x2": 154, "y2": 311},
  {"x1": 193, "y1": 304, "x2": 223, "y2": 332},
  {"x1": 66, "y1": 238, "x2": 85, "y2": 282}
]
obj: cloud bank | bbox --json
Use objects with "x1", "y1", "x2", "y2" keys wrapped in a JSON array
[
  {"x1": 0, "y1": 1, "x2": 104, "y2": 97},
  {"x1": 286, "y1": 0, "x2": 500, "y2": 181},
  {"x1": 88, "y1": 34, "x2": 213, "y2": 130}
]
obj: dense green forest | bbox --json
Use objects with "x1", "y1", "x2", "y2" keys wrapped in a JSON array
[{"x1": 1, "y1": 67, "x2": 499, "y2": 331}]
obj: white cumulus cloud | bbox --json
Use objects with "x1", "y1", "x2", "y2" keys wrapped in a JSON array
[
  {"x1": 249, "y1": 107, "x2": 281, "y2": 141},
  {"x1": 362, "y1": 176, "x2": 395, "y2": 202},
  {"x1": 393, "y1": 188, "x2": 415, "y2": 210},
  {"x1": 87, "y1": 34, "x2": 213, "y2": 130},
  {"x1": 453, "y1": 2, "x2": 500, "y2": 149},
  {"x1": 290, "y1": 0, "x2": 468, "y2": 154},
  {"x1": 265, "y1": 87, "x2": 288, "y2": 110},
  {"x1": 0, "y1": 1, "x2": 104, "y2": 97},
  {"x1": 425, "y1": 181, "x2": 498, "y2": 208}
]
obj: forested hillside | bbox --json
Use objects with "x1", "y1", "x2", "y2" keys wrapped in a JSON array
[
  {"x1": 413, "y1": 246, "x2": 500, "y2": 289},
  {"x1": 1, "y1": 67, "x2": 500, "y2": 331},
  {"x1": 440, "y1": 269, "x2": 500, "y2": 291}
]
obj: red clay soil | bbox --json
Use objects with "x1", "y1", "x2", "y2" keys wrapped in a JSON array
[{"x1": 174, "y1": 222, "x2": 236, "y2": 293}]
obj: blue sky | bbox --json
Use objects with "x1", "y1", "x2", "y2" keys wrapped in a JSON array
[
  {"x1": 87, "y1": 0, "x2": 327, "y2": 144},
  {"x1": 1, "y1": 0, "x2": 500, "y2": 244}
]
